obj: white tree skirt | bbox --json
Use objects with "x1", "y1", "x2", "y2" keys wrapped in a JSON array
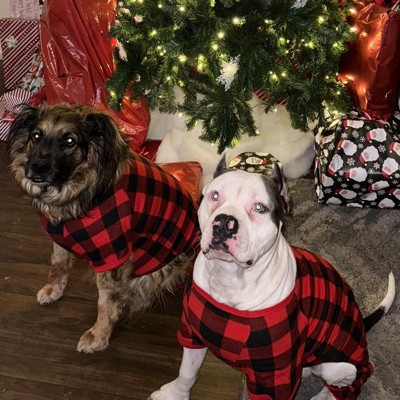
[{"x1": 148, "y1": 94, "x2": 315, "y2": 188}]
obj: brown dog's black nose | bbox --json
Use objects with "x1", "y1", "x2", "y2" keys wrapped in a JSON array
[
  {"x1": 26, "y1": 158, "x2": 52, "y2": 183},
  {"x1": 212, "y1": 214, "x2": 238, "y2": 245},
  {"x1": 31, "y1": 159, "x2": 51, "y2": 175}
]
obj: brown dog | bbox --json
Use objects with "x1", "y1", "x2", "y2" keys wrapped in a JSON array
[{"x1": 8, "y1": 104, "x2": 200, "y2": 353}]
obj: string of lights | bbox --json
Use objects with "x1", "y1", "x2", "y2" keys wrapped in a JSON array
[{"x1": 106, "y1": 0, "x2": 356, "y2": 152}]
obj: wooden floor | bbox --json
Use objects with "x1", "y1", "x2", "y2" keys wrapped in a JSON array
[{"x1": 0, "y1": 142, "x2": 243, "y2": 400}]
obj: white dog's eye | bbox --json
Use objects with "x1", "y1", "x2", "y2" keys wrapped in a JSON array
[
  {"x1": 211, "y1": 191, "x2": 219, "y2": 201},
  {"x1": 253, "y1": 202, "x2": 267, "y2": 213}
]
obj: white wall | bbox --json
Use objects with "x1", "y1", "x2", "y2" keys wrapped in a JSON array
[
  {"x1": 0, "y1": 0, "x2": 10, "y2": 58},
  {"x1": 0, "y1": 0, "x2": 9, "y2": 18}
]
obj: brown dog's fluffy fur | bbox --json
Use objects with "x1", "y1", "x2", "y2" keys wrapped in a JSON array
[{"x1": 8, "y1": 104, "x2": 196, "y2": 353}]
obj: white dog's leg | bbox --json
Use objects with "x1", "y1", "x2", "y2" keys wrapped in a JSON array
[
  {"x1": 310, "y1": 386, "x2": 336, "y2": 400},
  {"x1": 149, "y1": 347, "x2": 207, "y2": 400},
  {"x1": 302, "y1": 367, "x2": 312, "y2": 379},
  {"x1": 37, "y1": 242, "x2": 73, "y2": 304},
  {"x1": 310, "y1": 362, "x2": 357, "y2": 400}
]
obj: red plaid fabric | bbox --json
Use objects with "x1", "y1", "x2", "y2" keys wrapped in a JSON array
[
  {"x1": 40, "y1": 153, "x2": 200, "y2": 275},
  {"x1": 178, "y1": 246, "x2": 373, "y2": 400}
]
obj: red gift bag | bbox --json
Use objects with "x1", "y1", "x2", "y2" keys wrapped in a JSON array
[
  {"x1": 40, "y1": 0, "x2": 150, "y2": 151},
  {"x1": 339, "y1": 2, "x2": 400, "y2": 120}
]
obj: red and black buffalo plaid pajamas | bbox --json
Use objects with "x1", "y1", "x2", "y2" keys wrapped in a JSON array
[
  {"x1": 40, "y1": 152, "x2": 200, "y2": 276},
  {"x1": 178, "y1": 246, "x2": 373, "y2": 400}
]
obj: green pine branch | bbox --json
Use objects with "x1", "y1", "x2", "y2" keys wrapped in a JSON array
[{"x1": 106, "y1": 0, "x2": 356, "y2": 152}]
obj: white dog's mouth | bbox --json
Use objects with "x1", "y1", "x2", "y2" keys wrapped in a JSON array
[{"x1": 202, "y1": 245, "x2": 254, "y2": 268}]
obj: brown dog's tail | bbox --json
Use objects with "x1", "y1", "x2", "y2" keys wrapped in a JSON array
[{"x1": 363, "y1": 272, "x2": 395, "y2": 332}]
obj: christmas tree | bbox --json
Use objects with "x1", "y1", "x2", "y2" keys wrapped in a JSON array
[{"x1": 106, "y1": 0, "x2": 355, "y2": 153}]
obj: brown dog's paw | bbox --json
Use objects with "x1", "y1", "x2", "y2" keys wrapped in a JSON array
[
  {"x1": 36, "y1": 284, "x2": 64, "y2": 305},
  {"x1": 76, "y1": 329, "x2": 110, "y2": 354}
]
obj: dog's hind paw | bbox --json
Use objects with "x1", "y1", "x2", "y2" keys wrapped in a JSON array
[
  {"x1": 37, "y1": 284, "x2": 64, "y2": 305},
  {"x1": 77, "y1": 329, "x2": 110, "y2": 354}
]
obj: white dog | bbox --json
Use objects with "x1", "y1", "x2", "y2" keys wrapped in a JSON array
[{"x1": 149, "y1": 163, "x2": 395, "y2": 400}]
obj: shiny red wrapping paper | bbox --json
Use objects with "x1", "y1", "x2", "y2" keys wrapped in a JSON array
[
  {"x1": 137, "y1": 140, "x2": 161, "y2": 162},
  {"x1": 40, "y1": 0, "x2": 150, "y2": 150},
  {"x1": 159, "y1": 161, "x2": 203, "y2": 205},
  {"x1": 339, "y1": 3, "x2": 400, "y2": 120}
]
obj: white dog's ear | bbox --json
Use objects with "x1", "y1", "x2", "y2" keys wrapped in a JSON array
[
  {"x1": 213, "y1": 153, "x2": 228, "y2": 178},
  {"x1": 271, "y1": 163, "x2": 290, "y2": 212}
]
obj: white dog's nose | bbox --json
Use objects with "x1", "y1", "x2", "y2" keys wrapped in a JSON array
[{"x1": 211, "y1": 213, "x2": 238, "y2": 245}]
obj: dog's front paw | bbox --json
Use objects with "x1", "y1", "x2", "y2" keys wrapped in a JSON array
[
  {"x1": 148, "y1": 380, "x2": 190, "y2": 400},
  {"x1": 37, "y1": 284, "x2": 65, "y2": 305},
  {"x1": 310, "y1": 387, "x2": 336, "y2": 400},
  {"x1": 77, "y1": 328, "x2": 110, "y2": 354}
]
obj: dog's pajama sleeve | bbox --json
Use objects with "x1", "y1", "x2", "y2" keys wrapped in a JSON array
[{"x1": 177, "y1": 280, "x2": 206, "y2": 349}]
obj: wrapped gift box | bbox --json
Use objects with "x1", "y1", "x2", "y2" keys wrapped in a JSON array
[
  {"x1": 315, "y1": 113, "x2": 400, "y2": 208},
  {"x1": 0, "y1": 18, "x2": 40, "y2": 91},
  {"x1": 9, "y1": 0, "x2": 42, "y2": 20}
]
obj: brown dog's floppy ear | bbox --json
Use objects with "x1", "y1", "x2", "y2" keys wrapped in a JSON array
[
  {"x1": 271, "y1": 163, "x2": 290, "y2": 212},
  {"x1": 83, "y1": 109, "x2": 131, "y2": 189},
  {"x1": 7, "y1": 106, "x2": 40, "y2": 159},
  {"x1": 8, "y1": 105, "x2": 40, "y2": 143}
]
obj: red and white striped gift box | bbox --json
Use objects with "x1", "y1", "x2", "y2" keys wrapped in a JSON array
[
  {"x1": 0, "y1": 18, "x2": 40, "y2": 91},
  {"x1": 0, "y1": 88, "x2": 33, "y2": 141}
]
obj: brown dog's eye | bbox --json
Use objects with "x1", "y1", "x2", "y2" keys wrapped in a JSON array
[
  {"x1": 30, "y1": 130, "x2": 42, "y2": 143},
  {"x1": 63, "y1": 135, "x2": 76, "y2": 147}
]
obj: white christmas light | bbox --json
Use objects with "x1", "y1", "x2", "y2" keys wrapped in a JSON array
[{"x1": 134, "y1": 14, "x2": 143, "y2": 23}]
